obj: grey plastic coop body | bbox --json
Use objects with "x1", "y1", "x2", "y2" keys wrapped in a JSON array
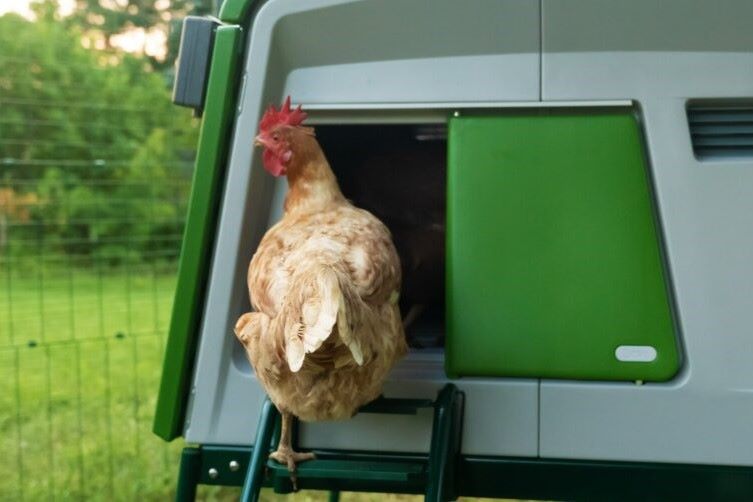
[{"x1": 154, "y1": 0, "x2": 753, "y2": 498}]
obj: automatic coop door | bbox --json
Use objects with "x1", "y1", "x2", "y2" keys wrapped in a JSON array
[{"x1": 445, "y1": 108, "x2": 680, "y2": 381}]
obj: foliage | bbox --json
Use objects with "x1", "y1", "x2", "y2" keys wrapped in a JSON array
[
  {"x1": 0, "y1": 12, "x2": 198, "y2": 264},
  {"x1": 32, "y1": 0, "x2": 215, "y2": 70}
]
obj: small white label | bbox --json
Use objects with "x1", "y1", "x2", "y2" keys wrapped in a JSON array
[{"x1": 615, "y1": 345, "x2": 657, "y2": 362}]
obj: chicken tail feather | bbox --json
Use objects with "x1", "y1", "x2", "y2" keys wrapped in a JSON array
[{"x1": 283, "y1": 265, "x2": 363, "y2": 372}]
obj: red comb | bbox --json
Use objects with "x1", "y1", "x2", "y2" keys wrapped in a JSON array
[{"x1": 259, "y1": 96, "x2": 307, "y2": 133}]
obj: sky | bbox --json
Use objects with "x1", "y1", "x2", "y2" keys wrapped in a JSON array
[
  {"x1": 0, "y1": 0, "x2": 167, "y2": 59},
  {"x1": 0, "y1": 0, "x2": 74, "y2": 18}
]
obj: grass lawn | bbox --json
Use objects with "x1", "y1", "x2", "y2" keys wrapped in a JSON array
[
  {"x1": 0, "y1": 265, "x2": 502, "y2": 501},
  {"x1": 0, "y1": 264, "x2": 186, "y2": 501}
]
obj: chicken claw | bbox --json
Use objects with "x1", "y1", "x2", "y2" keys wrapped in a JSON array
[
  {"x1": 270, "y1": 411, "x2": 315, "y2": 490},
  {"x1": 269, "y1": 447, "x2": 316, "y2": 490}
]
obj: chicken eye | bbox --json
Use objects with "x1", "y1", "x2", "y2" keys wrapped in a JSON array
[{"x1": 272, "y1": 134, "x2": 280, "y2": 142}]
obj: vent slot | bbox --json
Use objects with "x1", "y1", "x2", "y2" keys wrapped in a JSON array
[{"x1": 687, "y1": 104, "x2": 753, "y2": 160}]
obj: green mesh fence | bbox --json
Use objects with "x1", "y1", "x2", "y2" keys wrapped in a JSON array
[
  {"x1": 0, "y1": 10, "x2": 434, "y2": 502},
  {"x1": 0, "y1": 174, "x2": 190, "y2": 501},
  {"x1": 0, "y1": 12, "x2": 196, "y2": 499}
]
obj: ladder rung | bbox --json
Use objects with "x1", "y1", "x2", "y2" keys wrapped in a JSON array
[
  {"x1": 235, "y1": 384, "x2": 464, "y2": 502},
  {"x1": 266, "y1": 458, "x2": 427, "y2": 482},
  {"x1": 358, "y1": 397, "x2": 434, "y2": 415}
]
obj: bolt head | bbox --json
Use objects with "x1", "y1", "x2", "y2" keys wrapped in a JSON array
[
  {"x1": 208, "y1": 467, "x2": 219, "y2": 479},
  {"x1": 229, "y1": 460, "x2": 240, "y2": 472}
]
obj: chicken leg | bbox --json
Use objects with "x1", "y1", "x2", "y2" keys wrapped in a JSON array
[{"x1": 269, "y1": 411, "x2": 315, "y2": 490}]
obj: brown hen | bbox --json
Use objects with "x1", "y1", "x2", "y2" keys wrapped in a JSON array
[{"x1": 234, "y1": 98, "x2": 407, "y2": 484}]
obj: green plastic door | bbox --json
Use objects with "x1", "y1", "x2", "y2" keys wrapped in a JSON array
[{"x1": 446, "y1": 109, "x2": 680, "y2": 381}]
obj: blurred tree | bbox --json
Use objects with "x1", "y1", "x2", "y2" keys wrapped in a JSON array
[
  {"x1": 31, "y1": 0, "x2": 216, "y2": 70},
  {"x1": 0, "y1": 13, "x2": 199, "y2": 263}
]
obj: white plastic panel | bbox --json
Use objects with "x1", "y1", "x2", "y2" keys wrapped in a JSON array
[
  {"x1": 541, "y1": 0, "x2": 753, "y2": 466},
  {"x1": 185, "y1": 0, "x2": 541, "y2": 457}
]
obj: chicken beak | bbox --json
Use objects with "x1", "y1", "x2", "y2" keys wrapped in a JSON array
[{"x1": 253, "y1": 134, "x2": 267, "y2": 148}]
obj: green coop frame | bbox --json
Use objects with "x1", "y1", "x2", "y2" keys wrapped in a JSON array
[{"x1": 153, "y1": 22, "x2": 244, "y2": 442}]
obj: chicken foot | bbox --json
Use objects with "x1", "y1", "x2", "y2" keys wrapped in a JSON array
[{"x1": 269, "y1": 411, "x2": 315, "y2": 490}]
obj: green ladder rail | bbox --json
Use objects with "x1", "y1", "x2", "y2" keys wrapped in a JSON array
[
  {"x1": 173, "y1": 384, "x2": 464, "y2": 501},
  {"x1": 241, "y1": 398, "x2": 278, "y2": 501},
  {"x1": 174, "y1": 384, "x2": 463, "y2": 500},
  {"x1": 240, "y1": 383, "x2": 464, "y2": 501}
]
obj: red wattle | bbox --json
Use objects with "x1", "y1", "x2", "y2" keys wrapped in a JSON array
[{"x1": 262, "y1": 149, "x2": 287, "y2": 177}]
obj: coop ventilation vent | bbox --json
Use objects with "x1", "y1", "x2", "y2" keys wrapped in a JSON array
[{"x1": 687, "y1": 104, "x2": 753, "y2": 160}]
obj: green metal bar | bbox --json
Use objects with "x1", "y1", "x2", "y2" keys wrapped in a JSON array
[
  {"x1": 175, "y1": 447, "x2": 202, "y2": 502},
  {"x1": 458, "y1": 456, "x2": 753, "y2": 502},
  {"x1": 219, "y1": 0, "x2": 259, "y2": 23},
  {"x1": 271, "y1": 412, "x2": 282, "y2": 452},
  {"x1": 240, "y1": 398, "x2": 279, "y2": 502},
  {"x1": 328, "y1": 490, "x2": 341, "y2": 502},
  {"x1": 187, "y1": 444, "x2": 753, "y2": 500},
  {"x1": 446, "y1": 390, "x2": 464, "y2": 501},
  {"x1": 267, "y1": 458, "x2": 426, "y2": 483},
  {"x1": 425, "y1": 385, "x2": 461, "y2": 502},
  {"x1": 153, "y1": 25, "x2": 243, "y2": 441}
]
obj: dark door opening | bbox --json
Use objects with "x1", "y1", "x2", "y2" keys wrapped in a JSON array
[{"x1": 316, "y1": 124, "x2": 447, "y2": 349}]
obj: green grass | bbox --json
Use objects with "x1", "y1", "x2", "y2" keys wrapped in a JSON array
[
  {"x1": 0, "y1": 264, "x2": 185, "y2": 501},
  {"x1": 0, "y1": 265, "x2": 508, "y2": 501},
  {"x1": 0, "y1": 267, "x2": 421, "y2": 501},
  {"x1": 0, "y1": 266, "x2": 438, "y2": 501},
  {"x1": 0, "y1": 259, "x2": 178, "y2": 347}
]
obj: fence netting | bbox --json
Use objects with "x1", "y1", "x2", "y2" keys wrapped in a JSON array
[{"x1": 1, "y1": 11, "x2": 195, "y2": 499}]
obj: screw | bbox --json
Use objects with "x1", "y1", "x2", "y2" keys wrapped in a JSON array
[
  {"x1": 208, "y1": 468, "x2": 219, "y2": 479},
  {"x1": 229, "y1": 460, "x2": 240, "y2": 472}
]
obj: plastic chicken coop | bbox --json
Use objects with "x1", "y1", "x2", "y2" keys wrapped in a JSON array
[{"x1": 154, "y1": 0, "x2": 753, "y2": 500}]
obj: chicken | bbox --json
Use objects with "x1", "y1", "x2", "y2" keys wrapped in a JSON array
[{"x1": 234, "y1": 97, "x2": 407, "y2": 485}]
